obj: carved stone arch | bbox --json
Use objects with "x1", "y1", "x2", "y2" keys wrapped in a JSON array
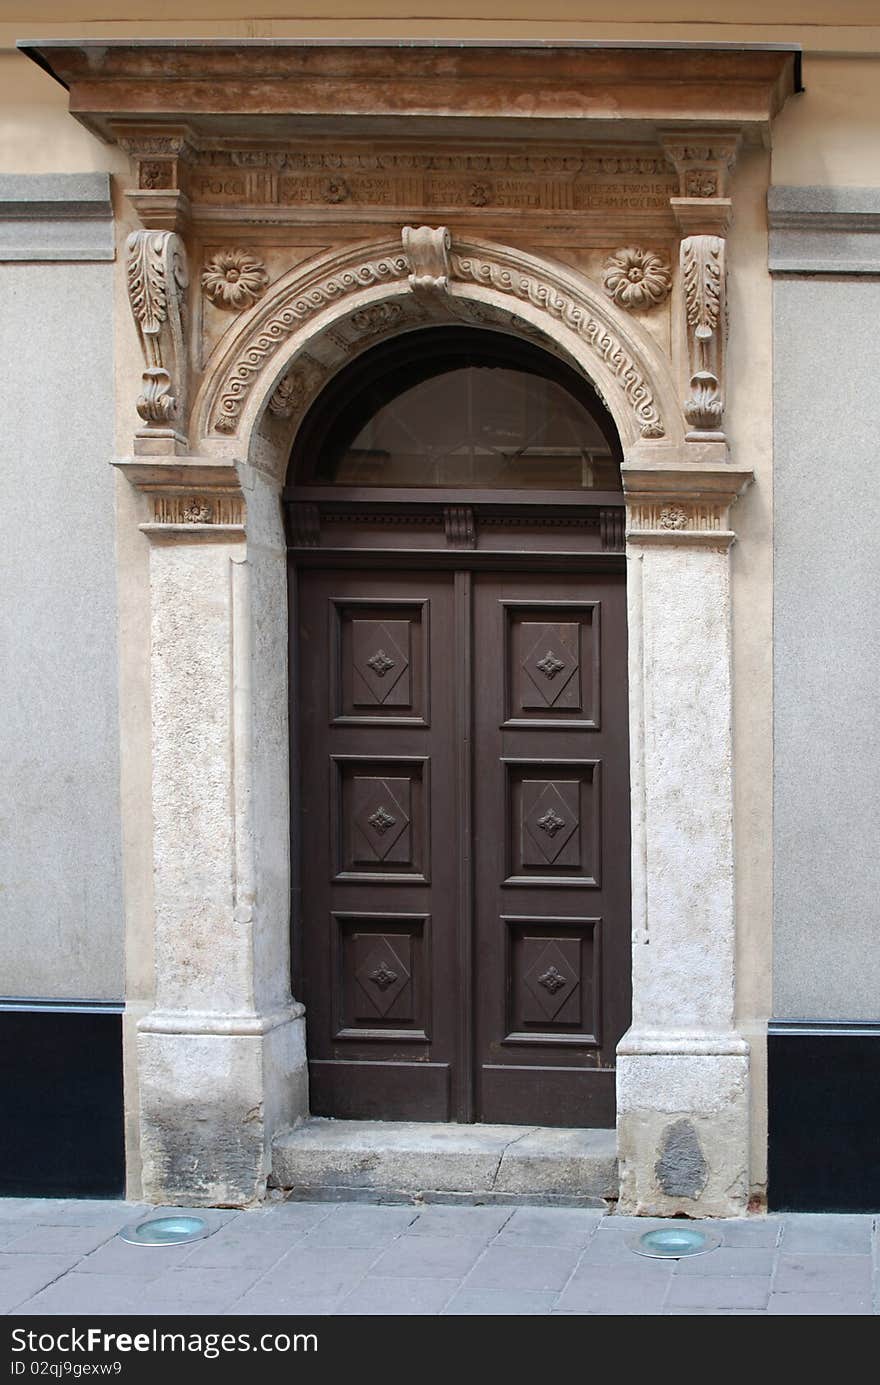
[{"x1": 190, "y1": 231, "x2": 684, "y2": 482}]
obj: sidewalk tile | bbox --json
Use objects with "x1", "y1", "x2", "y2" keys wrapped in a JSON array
[
  {"x1": 336, "y1": 1275, "x2": 457, "y2": 1315},
  {"x1": 774, "y1": 1253, "x2": 873, "y2": 1292},
  {"x1": 779, "y1": 1215, "x2": 873, "y2": 1254},
  {"x1": 445, "y1": 1288, "x2": 556, "y2": 1315},
  {"x1": 495, "y1": 1207, "x2": 602, "y2": 1248},
  {"x1": 369, "y1": 1235, "x2": 486, "y2": 1279},
  {"x1": 666, "y1": 1275, "x2": 771, "y2": 1309},
  {"x1": 405, "y1": 1206, "x2": 513, "y2": 1240},
  {"x1": 767, "y1": 1291, "x2": 872, "y2": 1315},
  {"x1": 465, "y1": 1243, "x2": 580, "y2": 1292}
]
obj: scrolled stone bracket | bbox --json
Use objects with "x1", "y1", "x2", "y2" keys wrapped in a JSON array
[
  {"x1": 680, "y1": 235, "x2": 728, "y2": 445},
  {"x1": 126, "y1": 229, "x2": 191, "y2": 456}
]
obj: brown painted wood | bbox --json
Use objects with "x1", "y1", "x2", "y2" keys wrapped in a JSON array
[
  {"x1": 297, "y1": 568, "x2": 460, "y2": 1120},
  {"x1": 472, "y1": 571, "x2": 631, "y2": 1126},
  {"x1": 294, "y1": 555, "x2": 630, "y2": 1126}
]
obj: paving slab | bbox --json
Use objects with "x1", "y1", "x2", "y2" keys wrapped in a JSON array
[
  {"x1": 404, "y1": 1206, "x2": 514, "y2": 1240},
  {"x1": 0, "y1": 1253, "x2": 82, "y2": 1312},
  {"x1": 773, "y1": 1252, "x2": 873, "y2": 1293},
  {"x1": 336, "y1": 1276, "x2": 458, "y2": 1315},
  {"x1": 368, "y1": 1234, "x2": 487, "y2": 1280},
  {"x1": 767, "y1": 1291, "x2": 873, "y2": 1315},
  {"x1": 445, "y1": 1288, "x2": 557, "y2": 1315},
  {"x1": 665, "y1": 1274, "x2": 771, "y2": 1310},
  {"x1": 779, "y1": 1214, "x2": 873, "y2": 1254},
  {"x1": 495, "y1": 1206, "x2": 602, "y2": 1248},
  {"x1": 465, "y1": 1243, "x2": 580, "y2": 1292}
]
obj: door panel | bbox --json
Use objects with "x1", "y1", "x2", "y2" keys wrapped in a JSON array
[
  {"x1": 295, "y1": 563, "x2": 630, "y2": 1127},
  {"x1": 473, "y1": 574, "x2": 630, "y2": 1127},
  {"x1": 297, "y1": 571, "x2": 456, "y2": 1120}
]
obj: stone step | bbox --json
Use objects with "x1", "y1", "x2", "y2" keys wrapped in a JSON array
[{"x1": 271, "y1": 1119, "x2": 618, "y2": 1206}]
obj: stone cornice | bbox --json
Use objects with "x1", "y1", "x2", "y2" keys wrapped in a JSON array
[
  {"x1": 768, "y1": 185, "x2": 880, "y2": 274},
  {"x1": 623, "y1": 460, "x2": 753, "y2": 539},
  {"x1": 19, "y1": 40, "x2": 801, "y2": 146}
]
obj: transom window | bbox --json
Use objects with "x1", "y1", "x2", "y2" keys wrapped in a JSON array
[{"x1": 290, "y1": 327, "x2": 622, "y2": 492}]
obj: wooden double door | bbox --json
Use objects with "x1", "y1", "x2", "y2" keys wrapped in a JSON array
[{"x1": 296, "y1": 562, "x2": 631, "y2": 1126}]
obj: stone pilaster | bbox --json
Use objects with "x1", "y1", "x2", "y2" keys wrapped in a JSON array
[
  {"x1": 618, "y1": 461, "x2": 752, "y2": 1217},
  {"x1": 120, "y1": 463, "x2": 308, "y2": 1205}
]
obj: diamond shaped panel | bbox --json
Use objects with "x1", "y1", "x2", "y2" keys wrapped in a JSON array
[
  {"x1": 354, "y1": 936, "x2": 411, "y2": 1019},
  {"x1": 523, "y1": 781, "x2": 579, "y2": 865},
  {"x1": 522, "y1": 622, "x2": 580, "y2": 709},
  {"x1": 352, "y1": 620, "x2": 410, "y2": 705},
  {"x1": 352, "y1": 777, "x2": 410, "y2": 862},
  {"x1": 524, "y1": 940, "x2": 581, "y2": 1022}
]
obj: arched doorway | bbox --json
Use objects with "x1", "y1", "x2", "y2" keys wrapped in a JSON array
[{"x1": 285, "y1": 327, "x2": 632, "y2": 1128}]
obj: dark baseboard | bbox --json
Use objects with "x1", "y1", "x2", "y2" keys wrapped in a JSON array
[
  {"x1": 0, "y1": 999, "x2": 125, "y2": 1199},
  {"x1": 768, "y1": 1019, "x2": 880, "y2": 1212}
]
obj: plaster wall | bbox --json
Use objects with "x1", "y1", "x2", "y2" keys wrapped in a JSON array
[
  {"x1": 0, "y1": 260, "x2": 123, "y2": 1000},
  {"x1": 773, "y1": 277, "x2": 880, "y2": 1020}
]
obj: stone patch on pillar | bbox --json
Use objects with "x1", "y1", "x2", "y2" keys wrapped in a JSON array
[{"x1": 655, "y1": 1119, "x2": 709, "y2": 1200}]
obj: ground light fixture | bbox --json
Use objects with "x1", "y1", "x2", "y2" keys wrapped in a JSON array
[
  {"x1": 628, "y1": 1225, "x2": 723, "y2": 1258},
  {"x1": 118, "y1": 1214, "x2": 216, "y2": 1246}
]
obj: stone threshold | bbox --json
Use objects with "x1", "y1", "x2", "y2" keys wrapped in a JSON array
[{"x1": 271, "y1": 1119, "x2": 618, "y2": 1207}]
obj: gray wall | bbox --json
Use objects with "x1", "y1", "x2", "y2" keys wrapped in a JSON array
[
  {"x1": 771, "y1": 187, "x2": 880, "y2": 1019},
  {"x1": 0, "y1": 175, "x2": 123, "y2": 1000}
]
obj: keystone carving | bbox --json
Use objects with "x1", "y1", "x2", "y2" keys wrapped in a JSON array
[
  {"x1": 602, "y1": 247, "x2": 672, "y2": 311},
  {"x1": 126, "y1": 229, "x2": 189, "y2": 443},
  {"x1": 402, "y1": 225, "x2": 451, "y2": 300},
  {"x1": 681, "y1": 235, "x2": 727, "y2": 440},
  {"x1": 202, "y1": 249, "x2": 269, "y2": 311}
]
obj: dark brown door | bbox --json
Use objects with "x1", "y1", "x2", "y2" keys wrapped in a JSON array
[
  {"x1": 296, "y1": 562, "x2": 630, "y2": 1126},
  {"x1": 472, "y1": 572, "x2": 630, "y2": 1126}
]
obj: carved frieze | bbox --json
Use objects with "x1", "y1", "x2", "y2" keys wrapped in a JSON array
[
  {"x1": 202, "y1": 249, "x2": 269, "y2": 311},
  {"x1": 602, "y1": 247, "x2": 672, "y2": 311},
  {"x1": 681, "y1": 235, "x2": 727, "y2": 440},
  {"x1": 183, "y1": 145, "x2": 678, "y2": 226},
  {"x1": 627, "y1": 502, "x2": 726, "y2": 533},
  {"x1": 126, "y1": 229, "x2": 190, "y2": 449},
  {"x1": 150, "y1": 493, "x2": 245, "y2": 526}
]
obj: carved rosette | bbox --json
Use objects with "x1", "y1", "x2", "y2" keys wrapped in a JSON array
[
  {"x1": 126, "y1": 229, "x2": 190, "y2": 444},
  {"x1": 602, "y1": 247, "x2": 672, "y2": 311},
  {"x1": 681, "y1": 235, "x2": 727, "y2": 440},
  {"x1": 202, "y1": 249, "x2": 270, "y2": 311}
]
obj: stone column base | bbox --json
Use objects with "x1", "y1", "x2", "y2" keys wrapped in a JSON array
[
  {"x1": 616, "y1": 1037, "x2": 750, "y2": 1217},
  {"x1": 138, "y1": 1007, "x2": 308, "y2": 1206}
]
